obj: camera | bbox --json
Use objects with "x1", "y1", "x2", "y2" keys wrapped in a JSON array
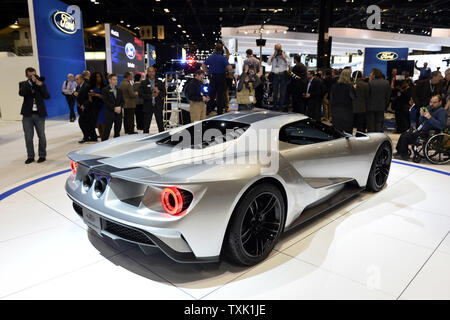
[{"x1": 29, "y1": 74, "x2": 45, "y2": 82}]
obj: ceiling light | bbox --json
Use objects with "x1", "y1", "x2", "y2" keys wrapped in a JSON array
[{"x1": 164, "y1": 8, "x2": 170, "y2": 13}]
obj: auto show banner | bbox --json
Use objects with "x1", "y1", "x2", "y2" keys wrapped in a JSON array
[
  {"x1": 28, "y1": 0, "x2": 86, "y2": 117},
  {"x1": 363, "y1": 47, "x2": 408, "y2": 77}
]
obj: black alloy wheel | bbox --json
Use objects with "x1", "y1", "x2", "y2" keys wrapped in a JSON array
[
  {"x1": 240, "y1": 192, "x2": 282, "y2": 257},
  {"x1": 367, "y1": 142, "x2": 392, "y2": 192},
  {"x1": 224, "y1": 183, "x2": 285, "y2": 266}
]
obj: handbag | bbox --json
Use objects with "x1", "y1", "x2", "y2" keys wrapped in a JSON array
[{"x1": 237, "y1": 83, "x2": 255, "y2": 105}]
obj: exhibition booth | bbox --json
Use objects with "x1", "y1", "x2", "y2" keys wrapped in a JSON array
[
  {"x1": 0, "y1": 0, "x2": 155, "y2": 121},
  {"x1": 222, "y1": 25, "x2": 450, "y2": 77}
]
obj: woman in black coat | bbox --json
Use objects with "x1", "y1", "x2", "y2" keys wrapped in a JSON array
[{"x1": 330, "y1": 69, "x2": 355, "y2": 134}]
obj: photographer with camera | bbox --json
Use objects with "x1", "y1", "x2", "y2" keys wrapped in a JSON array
[
  {"x1": 19, "y1": 67, "x2": 50, "y2": 164},
  {"x1": 269, "y1": 44, "x2": 290, "y2": 111}
]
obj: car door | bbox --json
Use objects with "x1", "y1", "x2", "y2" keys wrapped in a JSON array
[{"x1": 279, "y1": 119, "x2": 365, "y2": 184}]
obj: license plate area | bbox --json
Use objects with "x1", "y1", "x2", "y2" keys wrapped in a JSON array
[{"x1": 83, "y1": 209, "x2": 102, "y2": 235}]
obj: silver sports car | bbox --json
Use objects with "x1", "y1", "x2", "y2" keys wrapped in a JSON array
[{"x1": 66, "y1": 111, "x2": 392, "y2": 266}]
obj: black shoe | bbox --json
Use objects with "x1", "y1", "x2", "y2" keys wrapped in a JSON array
[
  {"x1": 88, "y1": 137, "x2": 98, "y2": 142},
  {"x1": 78, "y1": 139, "x2": 88, "y2": 144},
  {"x1": 25, "y1": 158, "x2": 35, "y2": 164},
  {"x1": 70, "y1": 118, "x2": 75, "y2": 122},
  {"x1": 129, "y1": 132, "x2": 138, "y2": 135},
  {"x1": 393, "y1": 153, "x2": 409, "y2": 161},
  {"x1": 37, "y1": 157, "x2": 46, "y2": 163}
]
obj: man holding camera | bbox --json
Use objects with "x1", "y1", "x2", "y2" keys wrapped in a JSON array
[
  {"x1": 19, "y1": 67, "x2": 50, "y2": 164},
  {"x1": 269, "y1": 44, "x2": 289, "y2": 111},
  {"x1": 394, "y1": 95, "x2": 447, "y2": 160}
]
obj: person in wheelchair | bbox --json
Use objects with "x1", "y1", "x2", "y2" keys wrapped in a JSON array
[{"x1": 394, "y1": 95, "x2": 447, "y2": 160}]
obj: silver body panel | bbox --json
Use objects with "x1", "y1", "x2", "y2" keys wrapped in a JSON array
[{"x1": 65, "y1": 111, "x2": 391, "y2": 261}]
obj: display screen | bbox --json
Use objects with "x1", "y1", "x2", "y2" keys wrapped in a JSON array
[{"x1": 107, "y1": 25, "x2": 145, "y2": 75}]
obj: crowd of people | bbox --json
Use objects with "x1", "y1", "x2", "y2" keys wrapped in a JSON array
[{"x1": 18, "y1": 42, "x2": 450, "y2": 164}]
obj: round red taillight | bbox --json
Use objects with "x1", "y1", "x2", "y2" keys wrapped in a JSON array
[
  {"x1": 161, "y1": 187, "x2": 185, "y2": 215},
  {"x1": 70, "y1": 160, "x2": 78, "y2": 176}
]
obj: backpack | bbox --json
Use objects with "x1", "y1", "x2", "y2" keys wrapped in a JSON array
[{"x1": 182, "y1": 78, "x2": 193, "y2": 102}]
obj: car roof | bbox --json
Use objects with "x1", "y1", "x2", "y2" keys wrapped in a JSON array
[{"x1": 212, "y1": 110, "x2": 308, "y2": 124}]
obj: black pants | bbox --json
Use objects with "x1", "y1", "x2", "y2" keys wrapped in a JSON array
[
  {"x1": 332, "y1": 110, "x2": 354, "y2": 134},
  {"x1": 123, "y1": 108, "x2": 135, "y2": 134},
  {"x1": 102, "y1": 112, "x2": 122, "y2": 141},
  {"x1": 143, "y1": 104, "x2": 164, "y2": 134},
  {"x1": 366, "y1": 111, "x2": 384, "y2": 132},
  {"x1": 135, "y1": 104, "x2": 144, "y2": 130},
  {"x1": 207, "y1": 74, "x2": 226, "y2": 115},
  {"x1": 395, "y1": 105, "x2": 411, "y2": 133},
  {"x1": 22, "y1": 114, "x2": 46, "y2": 159},
  {"x1": 292, "y1": 90, "x2": 306, "y2": 114},
  {"x1": 65, "y1": 95, "x2": 76, "y2": 119},
  {"x1": 306, "y1": 100, "x2": 321, "y2": 122},
  {"x1": 396, "y1": 130, "x2": 428, "y2": 156},
  {"x1": 354, "y1": 113, "x2": 367, "y2": 133},
  {"x1": 77, "y1": 106, "x2": 97, "y2": 140}
]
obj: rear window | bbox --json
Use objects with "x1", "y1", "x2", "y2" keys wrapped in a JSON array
[{"x1": 157, "y1": 120, "x2": 250, "y2": 149}]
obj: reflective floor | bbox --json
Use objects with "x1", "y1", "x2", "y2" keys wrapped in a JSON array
[{"x1": 0, "y1": 116, "x2": 449, "y2": 300}]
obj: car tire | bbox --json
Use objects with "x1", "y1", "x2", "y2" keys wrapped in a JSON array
[
  {"x1": 366, "y1": 142, "x2": 392, "y2": 192},
  {"x1": 224, "y1": 183, "x2": 286, "y2": 266}
]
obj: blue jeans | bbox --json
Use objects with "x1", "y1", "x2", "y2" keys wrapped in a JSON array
[
  {"x1": 22, "y1": 114, "x2": 46, "y2": 158},
  {"x1": 272, "y1": 73, "x2": 288, "y2": 110}
]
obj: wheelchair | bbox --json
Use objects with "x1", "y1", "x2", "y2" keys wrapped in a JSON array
[{"x1": 409, "y1": 128, "x2": 450, "y2": 164}]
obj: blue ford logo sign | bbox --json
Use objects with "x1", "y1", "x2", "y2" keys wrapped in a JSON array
[
  {"x1": 53, "y1": 11, "x2": 76, "y2": 34},
  {"x1": 125, "y1": 43, "x2": 136, "y2": 60}
]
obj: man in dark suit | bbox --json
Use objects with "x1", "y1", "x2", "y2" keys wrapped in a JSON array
[
  {"x1": 19, "y1": 67, "x2": 50, "y2": 164},
  {"x1": 412, "y1": 71, "x2": 443, "y2": 126},
  {"x1": 413, "y1": 71, "x2": 442, "y2": 107},
  {"x1": 367, "y1": 68, "x2": 391, "y2": 132},
  {"x1": 303, "y1": 70, "x2": 322, "y2": 122},
  {"x1": 291, "y1": 54, "x2": 307, "y2": 114},
  {"x1": 74, "y1": 74, "x2": 97, "y2": 143},
  {"x1": 139, "y1": 66, "x2": 166, "y2": 133},
  {"x1": 101, "y1": 74, "x2": 124, "y2": 141}
]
